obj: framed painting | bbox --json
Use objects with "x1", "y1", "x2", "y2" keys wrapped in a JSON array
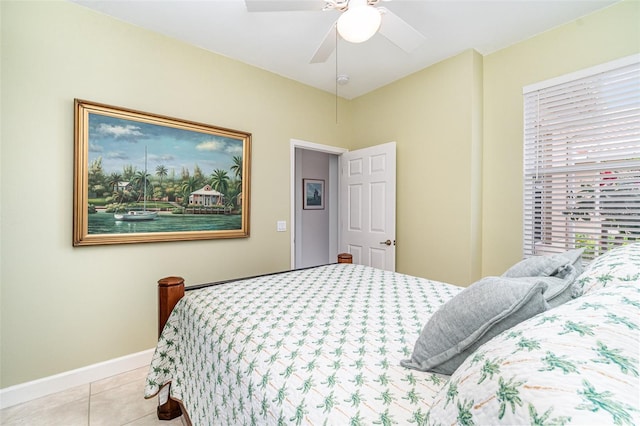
[
  {"x1": 73, "y1": 99, "x2": 251, "y2": 246},
  {"x1": 303, "y1": 179, "x2": 324, "y2": 210}
]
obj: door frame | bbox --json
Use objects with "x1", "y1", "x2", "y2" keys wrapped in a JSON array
[{"x1": 290, "y1": 139, "x2": 347, "y2": 269}]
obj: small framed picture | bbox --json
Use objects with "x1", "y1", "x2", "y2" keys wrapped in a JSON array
[{"x1": 303, "y1": 179, "x2": 324, "y2": 210}]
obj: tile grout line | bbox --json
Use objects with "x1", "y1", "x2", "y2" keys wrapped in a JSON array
[{"x1": 88, "y1": 381, "x2": 92, "y2": 425}]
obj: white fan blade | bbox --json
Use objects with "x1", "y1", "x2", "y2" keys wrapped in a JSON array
[
  {"x1": 310, "y1": 24, "x2": 337, "y2": 63},
  {"x1": 245, "y1": 0, "x2": 326, "y2": 12},
  {"x1": 378, "y1": 7, "x2": 425, "y2": 53}
]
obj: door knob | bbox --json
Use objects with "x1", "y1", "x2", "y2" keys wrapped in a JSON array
[{"x1": 380, "y1": 239, "x2": 392, "y2": 246}]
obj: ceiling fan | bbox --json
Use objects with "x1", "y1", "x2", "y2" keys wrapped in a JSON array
[{"x1": 245, "y1": 0, "x2": 426, "y2": 64}]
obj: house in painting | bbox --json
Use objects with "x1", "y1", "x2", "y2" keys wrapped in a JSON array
[
  {"x1": 116, "y1": 181, "x2": 131, "y2": 192},
  {"x1": 189, "y1": 185, "x2": 223, "y2": 206}
]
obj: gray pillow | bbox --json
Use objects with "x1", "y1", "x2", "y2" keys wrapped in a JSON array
[
  {"x1": 513, "y1": 264, "x2": 578, "y2": 308},
  {"x1": 556, "y1": 248, "x2": 585, "y2": 277},
  {"x1": 401, "y1": 277, "x2": 549, "y2": 375},
  {"x1": 502, "y1": 248, "x2": 585, "y2": 278}
]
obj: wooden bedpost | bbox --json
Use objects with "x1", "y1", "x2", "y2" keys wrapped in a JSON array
[
  {"x1": 156, "y1": 276, "x2": 185, "y2": 420},
  {"x1": 158, "y1": 276, "x2": 185, "y2": 336},
  {"x1": 338, "y1": 253, "x2": 353, "y2": 264}
]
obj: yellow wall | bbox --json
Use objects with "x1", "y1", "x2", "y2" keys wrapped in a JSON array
[
  {"x1": 0, "y1": 0, "x2": 351, "y2": 387},
  {"x1": 350, "y1": 50, "x2": 484, "y2": 285},
  {"x1": 1, "y1": 0, "x2": 638, "y2": 388},
  {"x1": 481, "y1": 0, "x2": 640, "y2": 275}
]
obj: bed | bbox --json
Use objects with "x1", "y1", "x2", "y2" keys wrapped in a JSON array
[{"x1": 145, "y1": 245, "x2": 640, "y2": 425}]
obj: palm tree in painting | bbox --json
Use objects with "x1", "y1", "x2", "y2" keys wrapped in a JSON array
[
  {"x1": 193, "y1": 164, "x2": 205, "y2": 187},
  {"x1": 155, "y1": 165, "x2": 168, "y2": 187},
  {"x1": 223, "y1": 180, "x2": 242, "y2": 212},
  {"x1": 180, "y1": 176, "x2": 200, "y2": 206},
  {"x1": 122, "y1": 164, "x2": 136, "y2": 181},
  {"x1": 180, "y1": 166, "x2": 190, "y2": 181},
  {"x1": 230, "y1": 155, "x2": 243, "y2": 180},
  {"x1": 113, "y1": 189, "x2": 128, "y2": 204},
  {"x1": 88, "y1": 157, "x2": 103, "y2": 181},
  {"x1": 131, "y1": 170, "x2": 153, "y2": 202},
  {"x1": 210, "y1": 169, "x2": 230, "y2": 203},
  {"x1": 107, "y1": 172, "x2": 123, "y2": 193}
]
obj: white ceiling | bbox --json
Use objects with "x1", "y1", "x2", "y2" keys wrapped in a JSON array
[{"x1": 70, "y1": 0, "x2": 619, "y2": 99}]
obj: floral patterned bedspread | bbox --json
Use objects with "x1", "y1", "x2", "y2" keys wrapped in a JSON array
[{"x1": 144, "y1": 263, "x2": 460, "y2": 425}]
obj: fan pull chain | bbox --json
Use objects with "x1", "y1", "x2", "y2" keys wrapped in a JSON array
[{"x1": 335, "y1": 26, "x2": 339, "y2": 124}]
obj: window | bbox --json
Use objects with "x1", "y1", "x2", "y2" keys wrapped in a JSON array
[{"x1": 523, "y1": 55, "x2": 640, "y2": 260}]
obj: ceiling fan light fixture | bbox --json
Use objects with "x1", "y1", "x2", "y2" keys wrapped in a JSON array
[{"x1": 336, "y1": 1, "x2": 382, "y2": 43}]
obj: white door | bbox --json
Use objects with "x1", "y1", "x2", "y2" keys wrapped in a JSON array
[{"x1": 340, "y1": 142, "x2": 396, "y2": 271}]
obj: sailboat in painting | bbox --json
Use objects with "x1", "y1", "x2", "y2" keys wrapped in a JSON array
[{"x1": 114, "y1": 146, "x2": 158, "y2": 222}]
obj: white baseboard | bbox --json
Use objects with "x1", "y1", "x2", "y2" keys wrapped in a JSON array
[{"x1": 0, "y1": 348, "x2": 155, "y2": 410}]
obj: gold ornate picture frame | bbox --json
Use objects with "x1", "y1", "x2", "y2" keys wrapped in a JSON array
[{"x1": 73, "y1": 99, "x2": 250, "y2": 246}]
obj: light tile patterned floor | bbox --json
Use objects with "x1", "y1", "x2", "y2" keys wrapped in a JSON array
[{"x1": 0, "y1": 366, "x2": 185, "y2": 426}]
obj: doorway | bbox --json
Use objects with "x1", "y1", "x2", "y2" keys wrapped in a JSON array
[
  {"x1": 290, "y1": 140, "x2": 346, "y2": 269},
  {"x1": 290, "y1": 139, "x2": 397, "y2": 271}
]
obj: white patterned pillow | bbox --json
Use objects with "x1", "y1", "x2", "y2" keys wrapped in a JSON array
[
  {"x1": 573, "y1": 242, "x2": 640, "y2": 295},
  {"x1": 426, "y1": 285, "x2": 640, "y2": 426}
]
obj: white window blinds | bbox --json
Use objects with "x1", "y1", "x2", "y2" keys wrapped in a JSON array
[{"x1": 523, "y1": 56, "x2": 640, "y2": 260}]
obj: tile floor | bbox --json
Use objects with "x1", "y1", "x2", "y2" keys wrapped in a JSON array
[{"x1": 0, "y1": 366, "x2": 185, "y2": 426}]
